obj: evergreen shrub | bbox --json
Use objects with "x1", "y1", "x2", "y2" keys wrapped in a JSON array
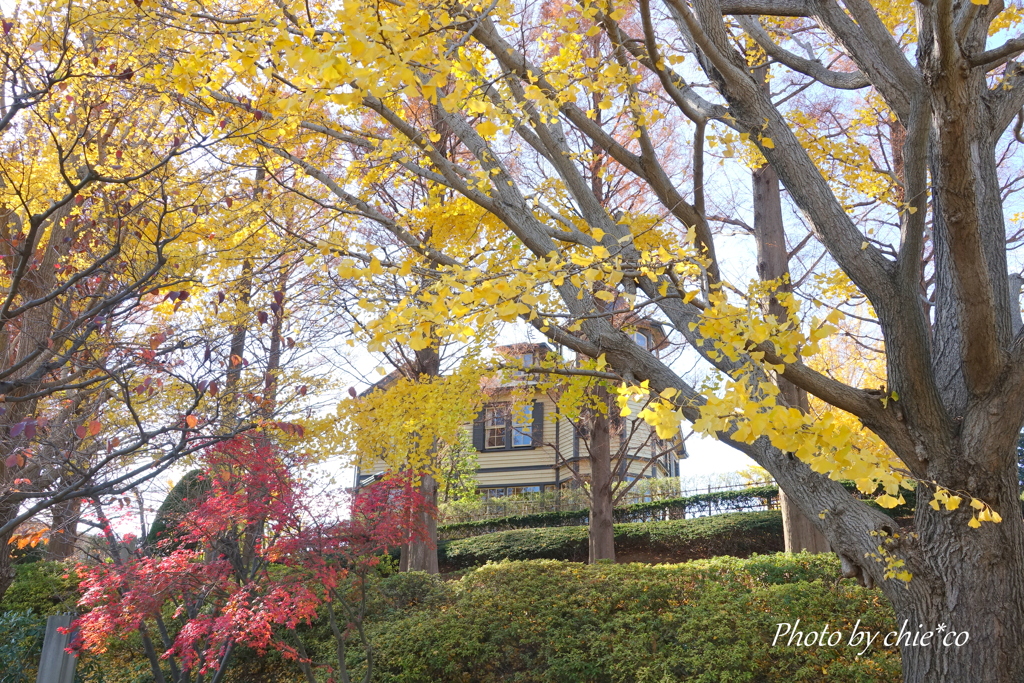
[
  {"x1": 367, "y1": 555, "x2": 901, "y2": 683},
  {"x1": 438, "y1": 510, "x2": 785, "y2": 571}
]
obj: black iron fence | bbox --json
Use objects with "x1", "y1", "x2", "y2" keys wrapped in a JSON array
[{"x1": 438, "y1": 484, "x2": 780, "y2": 541}]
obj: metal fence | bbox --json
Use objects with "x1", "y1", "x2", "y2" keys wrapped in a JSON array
[{"x1": 437, "y1": 483, "x2": 781, "y2": 539}]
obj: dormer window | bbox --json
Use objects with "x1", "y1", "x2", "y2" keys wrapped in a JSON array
[
  {"x1": 630, "y1": 330, "x2": 651, "y2": 350},
  {"x1": 512, "y1": 351, "x2": 534, "y2": 379}
]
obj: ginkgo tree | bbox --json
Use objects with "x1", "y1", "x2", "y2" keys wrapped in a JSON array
[{"x1": 130, "y1": 0, "x2": 1024, "y2": 678}]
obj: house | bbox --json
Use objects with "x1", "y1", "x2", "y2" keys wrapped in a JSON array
[{"x1": 354, "y1": 339, "x2": 685, "y2": 498}]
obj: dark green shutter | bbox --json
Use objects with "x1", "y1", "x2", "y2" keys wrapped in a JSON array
[
  {"x1": 531, "y1": 400, "x2": 544, "y2": 446},
  {"x1": 472, "y1": 409, "x2": 485, "y2": 451}
]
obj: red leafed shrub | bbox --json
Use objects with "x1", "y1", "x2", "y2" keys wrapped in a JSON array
[{"x1": 73, "y1": 435, "x2": 432, "y2": 681}]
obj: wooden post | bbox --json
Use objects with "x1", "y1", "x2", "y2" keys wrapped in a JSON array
[{"x1": 36, "y1": 614, "x2": 77, "y2": 683}]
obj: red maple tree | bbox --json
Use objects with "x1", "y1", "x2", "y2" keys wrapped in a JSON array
[{"x1": 73, "y1": 436, "x2": 432, "y2": 682}]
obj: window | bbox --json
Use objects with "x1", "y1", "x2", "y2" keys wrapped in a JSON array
[
  {"x1": 484, "y1": 405, "x2": 508, "y2": 449},
  {"x1": 507, "y1": 485, "x2": 541, "y2": 496},
  {"x1": 474, "y1": 401, "x2": 543, "y2": 451},
  {"x1": 511, "y1": 404, "x2": 532, "y2": 447},
  {"x1": 631, "y1": 330, "x2": 651, "y2": 350},
  {"x1": 512, "y1": 352, "x2": 534, "y2": 379},
  {"x1": 481, "y1": 486, "x2": 541, "y2": 499}
]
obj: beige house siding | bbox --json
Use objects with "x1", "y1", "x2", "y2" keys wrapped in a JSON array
[
  {"x1": 354, "y1": 367, "x2": 683, "y2": 493},
  {"x1": 473, "y1": 393, "x2": 559, "y2": 493}
]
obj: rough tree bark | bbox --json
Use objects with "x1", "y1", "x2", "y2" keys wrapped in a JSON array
[
  {"x1": 587, "y1": 388, "x2": 616, "y2": 563},
  {"x1": 45, "y1": 498, "x2": 81, "y2": 561},
  {"x1": 400, "y1": 344, "x2": 442, "y2": 574},
  {"x1": 399, "y1": 473, "x2": 439, "y2": 574}
]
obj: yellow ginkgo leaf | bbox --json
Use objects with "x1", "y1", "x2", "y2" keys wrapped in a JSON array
[
  {"x1": 476, "y1": 120, "x2": 499, "y2": 137},
  {"x1": 875, "y1": 494, "x2": 899, "y2": 508}
]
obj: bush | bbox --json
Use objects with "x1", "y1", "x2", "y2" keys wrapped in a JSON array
[
  {"x1": 146, "y1": 469, "x2": 210, "y2": 547},
  {"x1": 0, "y1": 561, "x2": 78, "y2": 615},
  {"x1": 0, "y1": 611, "x2": 46, "y2": 683},
  {"x1": 439, "y1": 510, "x2": 784, "y2": 571},
  {"x1": 365, "y1": 554, "x2": 900, "y2": 683},
  {"x1": 377, "y1": 572, "x2": 453, "y2": 612}
]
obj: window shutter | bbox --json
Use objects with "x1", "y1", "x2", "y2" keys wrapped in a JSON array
[
  {"x1": 531, "y1": 400, "x2": 544, "y2": 446},
  {"x1": 472, "y1": 409, "x2": 485, "y2": 452}
]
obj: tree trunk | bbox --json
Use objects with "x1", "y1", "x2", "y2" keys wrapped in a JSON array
[
  {"x1": 752, "y1": 152, "x2": 830, "y2": 555},
  {"x1": 397, "y1": 344, "x2": 443, "y2": 574},
  {"x1": 588, "y1": 393, "x2": 616, "y2": 563},
  {"x1": 400, "y1": 473, "x2": 439, "y2": 574},
  {"x1": 45, "y1": 498, "x2": 80, "y2": 560},
  {"x1": 887, "y1": 454, "x2": 1024, "y2": 683},
  {"x1": 223, "y1": 259, "x2": 252, "y2": 430},
  {"x1": 0, "y1": 500, "x2": 16, "y2": 599},
  {"x1": 779, "y1": 490, "x2": 829, "y2": 553}
]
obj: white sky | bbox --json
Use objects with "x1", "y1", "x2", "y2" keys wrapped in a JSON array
[{"x1": 681, "y1": 433, "x2": 756, "y2": 477}]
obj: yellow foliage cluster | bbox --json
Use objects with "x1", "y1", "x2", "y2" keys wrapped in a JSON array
[
  {"x1": 56, "y1": 0, "x2": 1009, "y2": 536},
  {"x1": 334, "y1": 363, "x2": 486, "y2": 475}
]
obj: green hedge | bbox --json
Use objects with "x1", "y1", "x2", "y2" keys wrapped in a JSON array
[
  {"x1": 0, "y1": 561, "x2": 78, "y2": 615},
  {"x1": 438, "y1": 510, "x2": 785, "y2": 571},
  {"x1": 0, "y1": 562, "x2": 83, "y2": 683},
  {"x1": 362, "y1": 555, "x2": 901, "y2": 683}
]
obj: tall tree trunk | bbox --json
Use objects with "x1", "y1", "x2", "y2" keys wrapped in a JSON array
[
  {"x1": 400, "y1": 473, "x2": 439, "y2": 574},
  {"x1": 752, "y1": 155, "x2": 830, "y2": 554},
  {"x1": 46, "y1": 498, "x2": 80, "y2": 560},
  {"x1": 400, "y1": 344, "x2": 442, "y2": 574},
  {"x1": 0, "y1": 204, "x2": 76, "y2": 598},
  {"x1": 588, "y1": 388, "x2": 616, "y2": 563},
  {"x1": 779, "y1": 491, "x2": 829, "y2": 553},
  {"x1": 0, "y1": 499, "x2": 17, "y2": 598},
  {"x1": 223, "y1": 260, "x2": 252, "y2": 431}
]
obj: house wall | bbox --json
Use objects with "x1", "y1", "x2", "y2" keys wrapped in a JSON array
[
  {"x1": 474, "y1": 393, "x2": 558, "y2": 492},
  {"x1": 355, "y1": 389, "x2": 682, "y2": 493}
]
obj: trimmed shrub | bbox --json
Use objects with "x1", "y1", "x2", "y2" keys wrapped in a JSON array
[
  {"x1": 439, "y1": 510, "x2": 784, "y2": 571},
  {"x1": 0, "y1": 561, "x2": 78, "y2": 615},
  {"x1": 438, "y1": 486, "x2": 780, "y2": 540},
  {"x1": 146, "y1": 469, "x2": 211, "y2": 547},
  {"x1": 365, "y1": 555, "x2": 900, "y2": 683}
]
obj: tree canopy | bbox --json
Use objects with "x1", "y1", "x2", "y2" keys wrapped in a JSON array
[{"x1": 3, "y1": 0, "x2": 1024, "y2": 679}]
